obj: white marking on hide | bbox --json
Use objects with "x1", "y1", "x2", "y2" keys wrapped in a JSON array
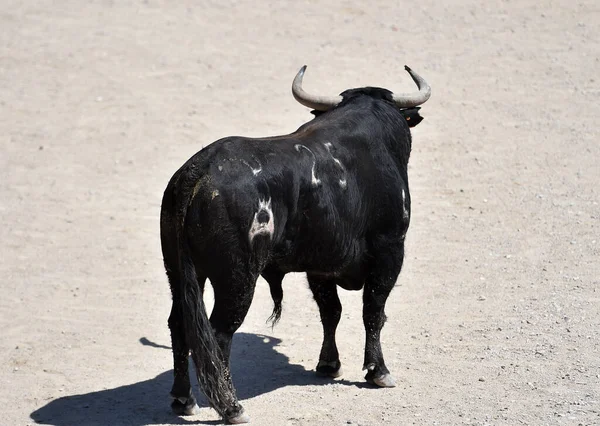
[
  {"x1": 249, "y1": 197, "x2": 275, "y2": 243},
  {"x1": 401, "y1": 189, "x2": 409, "y2": 220},
  {"x1": 295, "y1": 144, "x2": 321, "y2": 186},
  {"x1": 324, "y1": 143, "x2": 343, "y2": 166},
  {"x1": 239, "y1": 158, "x2": 262, "y2": 176},
  {"x1": 324, "y1": 142, "x2": 348, "y2": 189},
  {"x1": 218, "y1": 158, "x2": 262, "y2": 175}
]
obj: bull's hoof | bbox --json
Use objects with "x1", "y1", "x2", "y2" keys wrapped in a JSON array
[
  {"x1": 225, "y1": 404, "x2": 249, "y2": 424},
  {"x1": 170, "y1": 394, "x2": 199, "y2": 416},
  {"x1": 316, "y1": 360, "x2": 343, "y2": 378},
  {"x1": 227, "y1": 411, "x2": 250, "y2": 424},
  {"x1": 365, "y1": 371, "x2": 397, "y2": 388}
]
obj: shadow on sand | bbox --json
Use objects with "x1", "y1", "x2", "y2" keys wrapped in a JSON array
[{"x1": 31, "y1": 332, "x2": 363, "y2": 425}]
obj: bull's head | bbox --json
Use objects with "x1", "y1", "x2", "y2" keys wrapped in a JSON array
[{"x1": 291, "y1": 65, "x2": 431, "y2": 112}]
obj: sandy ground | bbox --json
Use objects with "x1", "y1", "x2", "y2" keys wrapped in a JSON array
[{"x1": 1, "y1": 1, "x2": 599, "y2": 425}]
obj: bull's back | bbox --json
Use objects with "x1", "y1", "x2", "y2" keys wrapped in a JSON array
[{"x1": 166, "y1": 124, "x2": 408, "y2": 276}]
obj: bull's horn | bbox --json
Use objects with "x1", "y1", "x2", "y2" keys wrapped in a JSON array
[
  {"x1": 292, "y1": 66, "x2": 342, "y2": 111},
  {"x1": 392, "y1": 66, "x2": 432, "y2": 108}
]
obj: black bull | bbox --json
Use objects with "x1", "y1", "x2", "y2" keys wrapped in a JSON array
[{"x1": 160, "y1": 66, "x2": 431, "y2": 423}]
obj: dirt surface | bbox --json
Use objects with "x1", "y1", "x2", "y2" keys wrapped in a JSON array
[{"x1": 1, "y1": 1, "x2": 599, "y2": 425}]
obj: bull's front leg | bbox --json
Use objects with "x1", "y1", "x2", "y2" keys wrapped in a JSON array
[{"x1": 362, "y1": 244, "x2": 404, "y2": 387}]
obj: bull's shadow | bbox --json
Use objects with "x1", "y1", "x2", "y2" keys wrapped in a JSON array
[{"x1": 31, "y1": 333, "x2": 361, "y2": 426}]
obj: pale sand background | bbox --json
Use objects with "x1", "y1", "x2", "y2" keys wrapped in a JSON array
[{"x1": 1, "y1": 1, "x2": 599, "y2": 425}]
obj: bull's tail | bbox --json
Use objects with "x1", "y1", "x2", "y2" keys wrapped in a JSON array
[
  {"x1": 266, "y1": 279, "x2": 283, "y2": 327},
  {"x1": 177, "y1": 237, "x2": 246, "y2": 421},
  {"x1": 168, "y1": 170, "x2": 246, "y2": 422}
]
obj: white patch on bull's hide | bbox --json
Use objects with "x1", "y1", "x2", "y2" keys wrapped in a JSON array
[
  {"x1": 239, "y1": 158, "x2": 262, "y2": 176},
  {"x1": 324, "y1": 142, "x2": 343, "y2": 168},
  {"x1": 324, "y1": 142, "x2": 347, "y2": 189},
  {"x1": 401, "y1": 188, "x2": 409, "y2": 220},
  {"x1": 218, "y1": 158, "x2": 262, "y2": 175},
  {"x1": 295, "y1": 144, "x2": 321, "y2": 186},
  {"x1": 249, "y1": 197, "x2": 274, "y2": 243}
]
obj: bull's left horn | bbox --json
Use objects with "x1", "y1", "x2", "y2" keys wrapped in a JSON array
[
  {"x1": 292, "y1": 66, "x2": 342, "y2": 111},
  {"x1": 392, "y1": 66, "x2": 432, "y2": 108}
]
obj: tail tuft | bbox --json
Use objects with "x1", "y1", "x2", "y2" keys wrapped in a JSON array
[
  {"x1": 262, "y1": 268, "x2": 284, "y2": 328},
  {"x1": 267, "y1": 299, "x2": 282, "y2": 328}
]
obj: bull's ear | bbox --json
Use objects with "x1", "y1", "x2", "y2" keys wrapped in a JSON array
[
  {"x1": 401, "y1": 107, "x2": 424, "y2": 128},
  {"x1": 310, "y1": 109, "x2": 325, "y2": 117}
]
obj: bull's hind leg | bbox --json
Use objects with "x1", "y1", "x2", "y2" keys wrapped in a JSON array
[
  {"x1": 307, "y1": 274, "x2": 343, "y2": 378},
  {"x1": 209, "y1": 270, "x2": 258, "y2": 423},
  {"x1": 362, "y1": 243, "x2": 405, "y2": 388},
  {"x1": 210, "y1": 273, "x2": 257, "y2": 367}
]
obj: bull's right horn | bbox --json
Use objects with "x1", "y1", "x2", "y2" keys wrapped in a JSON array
[{"x1": 391, "y1": 66, "x2": 432, "y2": 108}]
